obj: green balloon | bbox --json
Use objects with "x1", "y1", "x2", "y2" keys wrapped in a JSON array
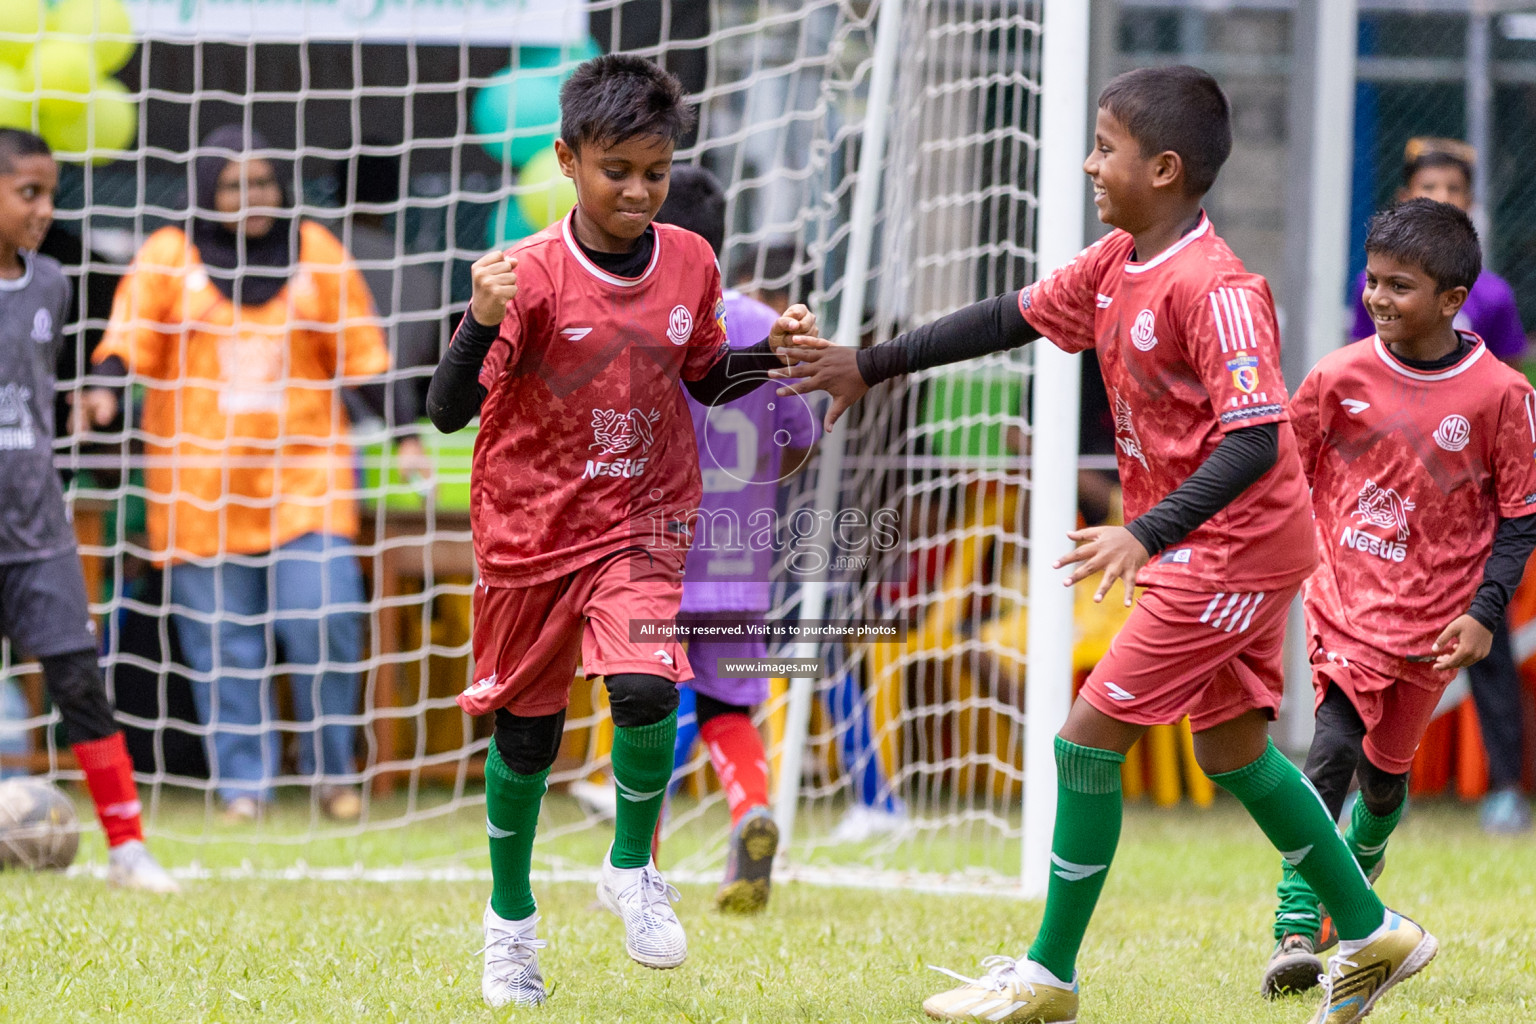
[
  {"x1": 0, "y1": 64, "x2": 33, "y2": 131},
  {"x1": 471, "y1": 67, "x2": 561, "y2": 169},
  {"x1": 0, "y1": 1, "x2": 45, "y2": 70}
]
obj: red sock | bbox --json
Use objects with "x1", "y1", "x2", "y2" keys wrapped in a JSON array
[
  {"x1": 700, "y1": 713, "x2": 769, "y2": 826},
  {"x1": 71, "y1": 732, "x2": 144, "y2": 848}
]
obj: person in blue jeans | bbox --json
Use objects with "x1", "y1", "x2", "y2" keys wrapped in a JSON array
[
  {"x1": 95, "y1": 126, "x2": 391, "y2": 822},
  {"x1": 1350, "y1": 137, "x2": 1532, "y2": 834},
  {"x1": 168, "y1": 533, "x2": 366, "y2": 821}
]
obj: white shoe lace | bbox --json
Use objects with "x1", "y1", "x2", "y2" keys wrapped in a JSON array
[
  {"x1": 927, "y1": 955, "x2": 1037, "y2": 997},
  {"x1": 1316, "y1": 954, "x2": 1357, "y2": 1017},
  {"x1": 620, "y1": 867, "x2": 682, "y2": 926},
  {"x1": 479, "y1": 929, "x2": 548, "y2": 975}
]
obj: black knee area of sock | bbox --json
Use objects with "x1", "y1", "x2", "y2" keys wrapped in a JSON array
[
  {"x1": 605, "y1": 673, "x2": 679, "y2": 728},
  {"x1": 1303, "y1": 685, "x2": 1367, "y2": 820},
  {"x1": 492, "y1": 708, "x2": 566, "y2": 775},
  {"x1": 693, "y1": 692, "x2": 751, "y2": 728},
  {"x1": 41, "y1": 648, "x2": 116, "y2": 746},
  {"x1": 1356, "y1": 758, "x2": 1408, "y2": 817}
]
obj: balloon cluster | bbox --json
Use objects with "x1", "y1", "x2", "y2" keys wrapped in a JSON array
[
  {"x1": 474, "y1": 39, "x2": 600, "y2": 246},
  {"x1": 0, "y1": 0, "x2": 138, "y2": 162}
]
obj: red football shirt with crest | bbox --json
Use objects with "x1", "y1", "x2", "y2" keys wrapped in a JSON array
[
  {"x1": 1020, "y1": 214, "x2": 1316, "y2": 591},
  {"x1": 469, "y1": 214, "x2": 729, "y2": 587},
  {"x1": 1290, "y1": 333, "x2": 1536, "y2": 687}
]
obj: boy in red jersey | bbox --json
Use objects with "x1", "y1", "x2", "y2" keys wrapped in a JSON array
[
  {"x1": 426, "y1": 55, "x2": 815, "y2": 1008},
  {"x1": 776, "y1": 66, "x2": 1433, "y2": 1024},
  {"x1": 1258, "y1": 198, "x2": 1536, "y2": 997}
]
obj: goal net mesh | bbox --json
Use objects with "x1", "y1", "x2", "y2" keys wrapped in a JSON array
[{"x1": 4, "y1": 0, "x2": 1055, "y2": 891}]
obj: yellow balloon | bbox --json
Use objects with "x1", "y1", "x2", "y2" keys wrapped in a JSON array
[
  {"x1": 46, "y1": 0, "x2": 137, "y2": 75},
  {"x1": 0, "y1": 1, "x2": 46, "y2": 70},
  {"x1": 40, "y1": 78, "x2": 136, "y2": 162},
  {"x1": 25, "y1": 39, "x2": 95, "y2": 127},
  {"x1": 0, "y1": 64, "x2": 33, "y2": 131},
  {"x1": 515, "y1": 147, "x2": 577, "y2": 231}
]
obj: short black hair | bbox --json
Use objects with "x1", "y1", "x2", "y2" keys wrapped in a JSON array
[
  {"x1": 653, "y1": 164, "x2": 725, "y2": 253},
  {"x1": 559, "y1": 54, "x2": 696, "y2": 155},
  {"x1": 1402, "y1": 150, "x2": 1472, "y2": 191},
  {"x1": 1365, "y1": 197, "x2": 1481, "y2": 293},
  {"x1": 1097, "y1": 65, "x2": 1231, "y2": 196},
  {"x1": 0, "y1": 129, "x2": 52, "y2": 175}
]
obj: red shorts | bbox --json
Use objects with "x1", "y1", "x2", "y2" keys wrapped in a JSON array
[
  {"x1": 1310, "y1": 638, "x2": 1445, "y2": 775},
  {"x1": 1082, "y1": 583, "x2": 1299, "y2": 732},
  {"x1": 460, "y1": 547, "x2": 692, "y2": 717}
]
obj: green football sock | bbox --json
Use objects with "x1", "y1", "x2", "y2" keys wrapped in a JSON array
[
  {"x1": 1211, "y1": 741, "x2": 1385, "y2": 942},
  {"x1": 609, "y1": 712, "x2": 677, "y2": 869},
  {"x1": 1273, "y1": 860, "x2": 1322, "y2": 942},
  {"x1": 1345, "y1": 792, "x2": 1403, "y2": 877},
  {"x1": 485, "y1": 745, "x2": 548, "y2": 922},
  {"x1": 1025, "y1": 737, "x2": 1126, "y2": 981}
]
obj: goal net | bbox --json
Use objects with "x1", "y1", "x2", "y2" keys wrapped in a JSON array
[{"x1": 6, "y1": 0, "x2": 1070, "y2": 892}]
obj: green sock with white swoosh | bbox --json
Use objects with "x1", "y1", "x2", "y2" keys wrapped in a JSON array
[
  {"x1": 1025, "y1": 737, "x2": 1126, "y2": 982},
  {"x1": 609, "y1": 712, "x2": 678, "y2": 869},
  {"x1": 486, "y1": 745, "x2": 548, "y2": 921}
]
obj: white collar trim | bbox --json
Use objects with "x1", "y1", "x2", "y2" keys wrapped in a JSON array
[
  {"x1": 560, "y1": 211, "x2": 659, "y2": 287},
  {"x1": 1372, "y1": 332, "x2": 1487, "y2": 381},
  {"x1": 1122, "y1": 214, "x2": 1210, "y2": 274},
  {"x1": 0, "y1": 250, "x2": 35, "y2": 291}
]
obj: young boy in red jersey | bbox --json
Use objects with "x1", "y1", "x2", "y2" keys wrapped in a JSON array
[
  {"x1": 426, "y1": 56, "x2": 815, "y2": 1007},
  {"x1": 0, "y1": 130, "x2": 176, "y2": 893},
  {"x1": 777, "y1": 66, "x2": 1433, "y2": 1024},
  {"x1": 1258, "y1": 198, "x2": 1536, "y2": 997}
]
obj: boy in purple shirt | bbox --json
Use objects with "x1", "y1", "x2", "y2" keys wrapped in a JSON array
[
  {"x1": 655, "y1": 166, "x2": 818, "y2": 912},
  {"x1": 1351, "y1": 140, "x2": 1525, "y2": 363},
  {"x1": 1351, "y1": 138, "x2": 1532, "y2": 834}
]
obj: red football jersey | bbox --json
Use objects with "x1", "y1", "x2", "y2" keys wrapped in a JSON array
[
  {"x1": 469, "y1": 214, "x2": 730, "y2": 587},
  {"x1": 1291, "y1": 333, "x2": 1536, "y2": 687},
  {"x1": 1021, "y1": 215, "x2": 1315, "y2": 591}
]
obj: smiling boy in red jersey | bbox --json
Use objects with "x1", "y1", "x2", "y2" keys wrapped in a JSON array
[
  {"x1": 426, "y1": 55, "x2": 815, "y2": 1008},
  {"x1": 776, "y1": 66, "x2": 1434, "y2": 1024},
  {"x1": 1259, "y1": 198, "x2": 1536, "y2": 999}
]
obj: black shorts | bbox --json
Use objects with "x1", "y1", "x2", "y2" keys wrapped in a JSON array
[{"x1": 0, "y1": 549, "x2": 96, "y2": 659}]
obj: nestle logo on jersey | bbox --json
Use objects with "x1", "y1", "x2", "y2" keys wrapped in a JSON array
[
  {"x1": 584, "y1": 456, "x2": 649, "y2": 479},
  {"x1": 1337, "y1": 526, "x2": 1406, "y2": 563}
]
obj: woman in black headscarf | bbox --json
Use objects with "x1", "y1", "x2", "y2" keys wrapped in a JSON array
[{"x1": 94, "y1": 125, "x2": 392, "y2": 823}]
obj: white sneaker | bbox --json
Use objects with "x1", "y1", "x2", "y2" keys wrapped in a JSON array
[
  {"x1": 569, "y1": 778, "x2": 618, "y2": 821},
  {"x1": 596, "y1": 852, "x2": 687, "y2": 969},
  {"x1": 830, "y1": 804, "x2": 911, "y2": 844},
  {"x1": 106, "y1": 840, "x2": 181, "y2": 894},
  {"x1": 479, "y1": 902, "x2": 547, "y2": 1008}
]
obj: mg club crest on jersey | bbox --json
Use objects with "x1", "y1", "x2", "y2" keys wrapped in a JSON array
[
  {"x1": 1130, "y1": 307, "x2": 1158, "y2": 351},
  {"x1": 1433, "y1": 414, "x2": 1471, "y2": 452},
  {"x1": 30, "y1": 307, "x2": 51, "y2": 343},
  {"x1": 667, "y1": 304, "x2": 694, "y2": 345}
]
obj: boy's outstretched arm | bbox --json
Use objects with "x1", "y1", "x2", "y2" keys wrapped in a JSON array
[
  {"x1": 771, "y1": 291, "x2": 1039, "y2": 430},
  {"x1": 1432, "y1": 514, "x2": 1536, "y2": 670},
  {"x1": 683, "y1": 304, "x2": 818, "y2": 407},
  {"x1": 427, "y1": 251, "x2": 518, "y2": 433}
]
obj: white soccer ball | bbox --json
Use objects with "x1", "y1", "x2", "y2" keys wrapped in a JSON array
[{"x1": 0, "y1": 777, "x2": 80, "y2": 871}]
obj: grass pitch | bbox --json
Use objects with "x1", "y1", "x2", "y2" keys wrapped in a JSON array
[{"x1": 2, "y1": 798, "x2": 1534, "y2": 1023}]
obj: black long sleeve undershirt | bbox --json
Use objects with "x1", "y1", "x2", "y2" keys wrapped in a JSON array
[
  {"x1": 426, "y1": 315, "x2": 497, "y2": 433},
  {"x1": 683, "y1": 338, "x2": 782, "y2": 406},
  {"x1": 1124, "y1": 423, "x2": 1279, "y2": 555},
  {"x1": 856, "y1": 291, "x2": 1039, "y2": 385},
  {"x1": 854, "y1": 290, "x2": 1281, "y2": 553},
  {"x1": 1469, "y1": 515, "x2": 1536, "y2": 632}
]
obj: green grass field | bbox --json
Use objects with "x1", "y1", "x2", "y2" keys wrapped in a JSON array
[{"x1": 3, "y1": 797, "x2": 1534, "y2": 1023}]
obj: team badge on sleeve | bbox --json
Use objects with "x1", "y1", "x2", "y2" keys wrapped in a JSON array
[
  {"x1": 714, "y1": 298, "x2": 728, "y2": 335},
  {"x1": 1226, "y1": 353, "x2": 1259, "y2": 394}
]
